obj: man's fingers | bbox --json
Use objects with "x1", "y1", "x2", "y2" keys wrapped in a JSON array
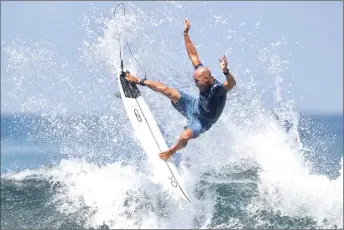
[
  {"x1": 223, "y1": 55, "x2": 228, "y2": 64},
  {"x1": 219, "y1": 55, "x2": 228, "y2": 65}
]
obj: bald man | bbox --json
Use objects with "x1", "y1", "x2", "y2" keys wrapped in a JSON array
[{"x1": 125, "y1": 19, "x2": 236, "y2": 160}]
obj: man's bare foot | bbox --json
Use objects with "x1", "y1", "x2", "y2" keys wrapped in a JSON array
[
  {"x1": 125, "y1": 72, "x2": 140, "y2": 84},
  {"x1": 159, "y1": 149, "x2": 173, "y2": 160}
]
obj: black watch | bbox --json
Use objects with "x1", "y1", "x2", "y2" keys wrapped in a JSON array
[
  {"x1": 138, "y1": 78, "x2": 146, "y2": 86},
  {"x1": 223, "y1": 68, "x2": 229, "y2": 75}
]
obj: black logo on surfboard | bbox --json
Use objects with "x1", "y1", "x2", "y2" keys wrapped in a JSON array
[
  {"x1": 134, "y1": 109, "x2": 142, "y2": 122},
  {"x1": 168, "y1": 176, "x2": 178, "y2": 188}
]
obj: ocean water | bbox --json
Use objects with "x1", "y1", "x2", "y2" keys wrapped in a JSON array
[
  {"x1": 1, "y1": 2, "x2": 342, "y2": 229},
  {"x1": 1, "y1": 113, "x2": 342, "y2": 229}
]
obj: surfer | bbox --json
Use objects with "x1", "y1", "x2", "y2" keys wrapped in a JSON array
[{"x1": 125, "y1": 19, "x2": 236, "y2": 160}]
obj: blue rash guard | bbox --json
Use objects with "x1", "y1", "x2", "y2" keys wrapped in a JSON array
[
  {"x1": 171, "y1": 64, "x2": 228, "y2": 138},
  {"x1": 197, "y1": 78, "x2": 227, "y2": 123}
]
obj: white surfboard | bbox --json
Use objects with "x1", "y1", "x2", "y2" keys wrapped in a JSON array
[{"x1": 116, "y1": 69, "x2": 191, "y2": 203}]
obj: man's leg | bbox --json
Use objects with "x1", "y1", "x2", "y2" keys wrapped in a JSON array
[
  {"x1": 159, "y1": 117, "x2": 204, "y2": 160},
  {"x1": 143, "y1": 80, "x2": 180, "y2": 104}
]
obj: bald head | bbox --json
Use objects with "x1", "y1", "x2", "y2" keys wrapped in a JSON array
[
  {"x1": 193, "y1": 66, "x2": 211, "y2": 79},
  {"x1": 193, "y1": 66, "x2": 214, "y2": 92}
]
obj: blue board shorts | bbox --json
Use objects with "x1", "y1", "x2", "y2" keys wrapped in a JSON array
[{"x1": 171, "y1": 91, "x2": 212, "y2": 138}]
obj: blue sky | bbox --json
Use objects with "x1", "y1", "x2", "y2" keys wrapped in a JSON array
[{"x1": 1, "y1": 1, "x2": 343, "y2": 115}]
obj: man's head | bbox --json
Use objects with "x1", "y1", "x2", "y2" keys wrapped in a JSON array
[{"x1": 193, "y1": 67, "x2": 214, "y2": 92}]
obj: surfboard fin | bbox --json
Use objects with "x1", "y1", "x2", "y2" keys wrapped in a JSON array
[{"x1": 114, "y1": 92, "x2": 121, "y2": 99}]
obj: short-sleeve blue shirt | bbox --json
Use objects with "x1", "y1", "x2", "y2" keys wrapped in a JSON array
[{"x1": 196, "y1": 78, "x2": 227, "y2": 124}]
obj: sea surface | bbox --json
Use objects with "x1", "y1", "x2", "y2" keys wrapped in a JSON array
[{"x1": 1, "y1": 113, "x2": 342, "y2": 229}]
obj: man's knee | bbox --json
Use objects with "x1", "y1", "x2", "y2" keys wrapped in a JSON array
[
  {"x1": 188, "y1": 120, "x2": 203, "y2": 139},
  {"x1": 162, "y1": 87, "x2": 180, "y2": 103}
]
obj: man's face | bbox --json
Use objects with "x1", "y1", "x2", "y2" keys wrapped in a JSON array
[{"x1": 193, "y1": 67, "x2": 212, "y2": 92}]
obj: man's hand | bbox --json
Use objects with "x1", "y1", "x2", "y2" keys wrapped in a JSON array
[
  {"x1": 184, "y1": 19, "x2": 191, "y2": 33},
  {"x1": 220, "y1": 55, "x2": 236, "y2": 91},
  {"x1": 219, "y1": 55, "x2": 228, "y2": 73},
  {"x1": 125, "y1": 72, "x2": 140, "y2": 84},
  {"x1": 159, "y1": 149, "x2": 173, "y2": 160}
]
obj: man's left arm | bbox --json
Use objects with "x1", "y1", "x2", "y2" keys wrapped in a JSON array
[
  {"x1": 219, "y1": 55, "x2": 236, "y2": 91},
  {"x1": 223, "y1": 70, "x2": 236, "y2": 91}
]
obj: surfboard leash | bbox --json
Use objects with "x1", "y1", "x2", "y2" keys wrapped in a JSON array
[
  {"x1": 113, "y1": 3, "x2": 147, "y2": 80},
  {"x1": 114, "y1": 3, "x2": 125, "y2": 74}
]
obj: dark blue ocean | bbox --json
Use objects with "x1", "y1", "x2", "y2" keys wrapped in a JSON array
[{"x1": 1, "y1": 113, "x2": 342, "y2": 229}]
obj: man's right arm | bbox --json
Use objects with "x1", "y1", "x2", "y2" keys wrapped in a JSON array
[{"x1": 183, "y1": 20, "x2": 202, "y2": 68}]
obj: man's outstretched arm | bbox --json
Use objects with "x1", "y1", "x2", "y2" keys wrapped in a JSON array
[
  {"x1": 219, "y1": 55, "x2": 236, "y2": 91},
  {"x1": 183, "y1": 19, "x2": 202, "y2": 68},
  {"x1": 159, "y1": 128, "x2": 194, "y2": 160}
]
